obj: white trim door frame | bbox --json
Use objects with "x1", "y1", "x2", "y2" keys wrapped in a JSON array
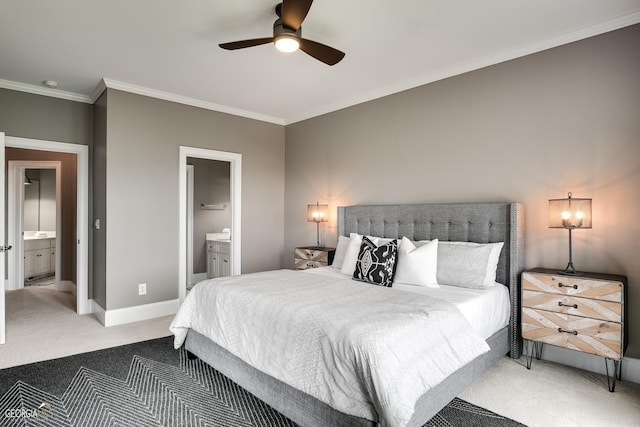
[
  {"x1": 0, "y1": 132, "x2": 5, "y2": 344},
  {"x1": 7, "y1": 161, "x2": 62, "y2": 291},
  {"x1": 5, "y1": 136, "x2": 90, "y2": 315},
  {"x1": 178, "y1": 147, "x2": 241, "y2": 302},
  {"x1": 186, "y1": 164, "x2": 194, "y2": 286}
]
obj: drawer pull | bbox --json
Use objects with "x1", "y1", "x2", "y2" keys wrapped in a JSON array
[
  {"x1": 558, "y1": 283, "x2": 578, "y2": 289},
  {"x1": 558, "y1": 328, "x2": 578, "y2": 336},
  {"x1": 558, "y1": 302, "x2": 578, "y2": 309}
]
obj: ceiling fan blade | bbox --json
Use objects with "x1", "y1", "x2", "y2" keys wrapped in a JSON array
[
  {"x1": 219, "y1": 37, "x2": 274, "y2": 50},
  {"x1": 299, "y1": 38, "x2": 345, "y2": 66},
  {"x1": 281, "y1": 0, "x2": 313, "y2": 30}
]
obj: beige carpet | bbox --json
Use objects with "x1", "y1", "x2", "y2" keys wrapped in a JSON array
[
  {"x1": 2, "y1": 286, "x2": 639, "y2": 427},
  {"x1": 1, "y1": 286, "x2": 172, "y2": 369},
  {"x1": 459, "y1": 356, "x2": 640, "y2": 427}
]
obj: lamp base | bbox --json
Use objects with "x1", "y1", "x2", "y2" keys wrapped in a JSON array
[
  {"x1": 556, "y1": 270, "x2": 584, "y2": 277},
  {"x1": 557, "y1": 261, "x2": 583, "y2": 276}
]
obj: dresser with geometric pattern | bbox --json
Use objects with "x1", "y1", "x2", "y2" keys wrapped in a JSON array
[
  {"x1": 294, "y1": 247, "x2": 335, "y2": 270},
  {"x1": 522, "y1": 268, "x2": 627, "y2": 391}
]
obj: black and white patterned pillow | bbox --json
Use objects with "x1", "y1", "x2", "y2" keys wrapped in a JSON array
[{"x1": 353, "y1": 236, "x2": 398, "y2": 287}]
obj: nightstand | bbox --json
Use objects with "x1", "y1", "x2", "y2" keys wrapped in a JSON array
[
  {"x1": 294, "y1": 247, "x2": 335, "y2": 270},
  {"x1": 521, "y1": 268, "x2": 627, "y2": 391}
]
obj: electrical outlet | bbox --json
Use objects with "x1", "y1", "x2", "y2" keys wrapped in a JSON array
[{"x1": 138, "y1": 283, "x2": 147, "y2": 295}]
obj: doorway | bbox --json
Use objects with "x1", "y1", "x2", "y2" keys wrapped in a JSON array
[
  {"x1": 7, "y1": 162, "x2": 62, "y2": 292},
  {"x1": 4, "y1": 137, "x2": 89, "y2": 314},
  {"x1": 178, "y1": 147, "x2": 241, "y2": 302}
]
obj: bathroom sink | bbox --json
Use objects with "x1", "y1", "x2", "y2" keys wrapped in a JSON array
[{"x1": 206, "y1": 233, "x2": 230, "y2": 241}]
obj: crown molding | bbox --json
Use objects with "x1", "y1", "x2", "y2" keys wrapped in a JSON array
[
  {"x1": 98, "y1": 78, "x2": 285, "y2": 125},
  {"x1": 0, "y1": 78, "x2": 92, "y2": 104},
  {"x1": 90, "y1": 78, "x2": 108, "y2": 103}
]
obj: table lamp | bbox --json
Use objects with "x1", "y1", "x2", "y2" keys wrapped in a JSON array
[
  {"x1": 307, "y1": 201, "x2": 328, "y2": 248},
  {"x1": 548, "y1": 192, "x2": 592, "y2": 275}
]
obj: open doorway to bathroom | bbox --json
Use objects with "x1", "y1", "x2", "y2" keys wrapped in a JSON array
[
  {"x1": 4, "y1": 139, "x2": 89, "y2": 315},
  {"x1": 22, "y1": 167, "x2": 60, "y2": 289},
  {"x1": 178, "y1": 147, "x2": 241, "y2": 302},
  {"x1": 6, "y1": 159, "x2": 65, "y2": 293},
  {"x1": 1, "y1": 136, "x2": 88, "y2": 345},
  {"x1": 6, "y1": 155, "x2": 74, "y2": 297},
  {"x1": 186, "y1": 158, "x2": 232, "y2": 288}
]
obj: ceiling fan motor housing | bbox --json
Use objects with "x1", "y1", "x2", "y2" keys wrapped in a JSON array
[{"x1": 274, "y1": 18, "x2": 302, "y2": 40}]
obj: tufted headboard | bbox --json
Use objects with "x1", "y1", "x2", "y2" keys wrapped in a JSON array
[{"x1": 337, "y1": 202, "x2": 525, "y2": 358}]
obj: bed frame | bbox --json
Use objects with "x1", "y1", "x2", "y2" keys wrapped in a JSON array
[{"x1": 185, "y1": 202, "x2": 525, "y2": 426}]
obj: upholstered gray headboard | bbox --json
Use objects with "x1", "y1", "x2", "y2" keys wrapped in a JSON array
[{"x1": 337, "y1": 202, "x2": 525, "y2": 358}]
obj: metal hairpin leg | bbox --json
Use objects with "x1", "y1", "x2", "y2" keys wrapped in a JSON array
[
  {"x1": 604, "y1": 358, "x2": 622, "y2": 392},
  {"x1": 525, "y1": 340, "x2": 544, "y2": 369}
]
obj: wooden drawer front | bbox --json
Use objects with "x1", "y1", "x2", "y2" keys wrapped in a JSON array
[
  {"x1": 294, "y1": 258, "x2": 325, "y2": 270},
  {"x1": 522, "y1": 290, "x2": 621, "y2": 323},
  {"x1": 522, "y1": 273, "x2": 622, "y2": 303},
  {"x1": 294, "y1": 248, "x2": 328, "y2": 263},
  {"x1": 522, "y1": 308, "x2": 622, "y2": 359}
]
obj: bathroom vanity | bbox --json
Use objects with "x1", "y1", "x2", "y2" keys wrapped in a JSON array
[
  {"x1": 206, "y1": 232, "x2": 230, "y2": 279},
  {"x1": 24, "y1": 235, "x2": 55, "y2": 279}
]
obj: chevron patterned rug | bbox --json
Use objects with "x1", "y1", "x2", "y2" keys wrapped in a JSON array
[{"x1": 0, "y1": 337, "x2": 525, "y2": 426}]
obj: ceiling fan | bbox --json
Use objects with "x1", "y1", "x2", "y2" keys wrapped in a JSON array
[{"x1": 219, "y1": 0, "x2": 345, "y2": 66}]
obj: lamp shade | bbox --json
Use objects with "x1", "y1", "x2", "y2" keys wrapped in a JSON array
[
  {"x1": 307, "y1": 202, "x2": 328, "y2": 223},
  {"x1": 549, "y1": 192, "x2": 592, "y2": 229}
]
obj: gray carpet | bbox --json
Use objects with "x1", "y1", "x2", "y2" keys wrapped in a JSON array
[{"x1": 0, "y1": 337, "x2": 525, "y2": 426}]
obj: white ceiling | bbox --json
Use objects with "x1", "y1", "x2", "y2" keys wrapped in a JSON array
[{"x1": 1, "y1": 0, "x2": 639, "y2": 125}]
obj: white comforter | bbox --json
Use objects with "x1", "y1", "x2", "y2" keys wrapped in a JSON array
[{"x1": 170, "y1": 269, "x2": 490, "y2": 427}]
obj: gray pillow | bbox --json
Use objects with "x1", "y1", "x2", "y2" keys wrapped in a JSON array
[{"x1": 437, "y1": 241, "x2": 504, "y2": 288}]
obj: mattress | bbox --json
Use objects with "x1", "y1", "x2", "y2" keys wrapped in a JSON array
[{"x1": 303, "y1": 266, "x2": 510, "y2": 340}]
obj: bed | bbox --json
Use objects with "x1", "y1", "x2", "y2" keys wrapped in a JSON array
[{"x1": 172, "y1": 202, "x2": 525, "y2": 426}]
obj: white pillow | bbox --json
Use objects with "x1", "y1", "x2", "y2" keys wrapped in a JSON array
[
  {"x1": 340, "y1": 233, "x2": 379, "y2": 275},
  {"x1": 394, "y1": 237, "x2": 439, "y2": 288},
  {"x1": 332, "y1": 235, "x2": 351, "y2": 269},
  {"x1": 437, "y1": 241, "x2": 504, "y2": 288}
]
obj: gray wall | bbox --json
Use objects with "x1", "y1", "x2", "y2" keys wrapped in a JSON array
[
  {"x1": 92, "y1": 92, "x2": 107, "y2": 307},
  {"x1": 101, "y1": 89, "x2": 284, "y2": 310},
  {"x1": 23, "y1": 172, "x2": 40, "y2": 231},
  {"x1": 0, "y1": 88, "x2": 93, "y2": 144},
  {"x1": 284, "y1": 25, "x2": 640, "y2": 357},
  {"x1": 37, "y1": 169, "x2": 56, "y2": 231}
]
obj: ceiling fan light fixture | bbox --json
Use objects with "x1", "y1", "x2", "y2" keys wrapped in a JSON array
[
  {"x1": 275, "y1": 35, "x2": 299, "y2": 52},
  {"x1": 220, "y1": 1, "x2": 345, "y2": 65}
]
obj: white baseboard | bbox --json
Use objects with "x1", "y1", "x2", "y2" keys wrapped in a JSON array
[
  {"x1": 540, "y1": 346, "x2": 640, "y2": 384},
  {"x1": 91, "y1": 299, "x2": 106, "y2": 325},
  {"x1": 57, "y1": 280, "x2": 76, "y2": 297},
  {"x1": 90, "y1": 298, "x2": 179, "y2": 327},
  {"x1": 3, "y1": 279, "x2": 18, "y2": 291}
]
